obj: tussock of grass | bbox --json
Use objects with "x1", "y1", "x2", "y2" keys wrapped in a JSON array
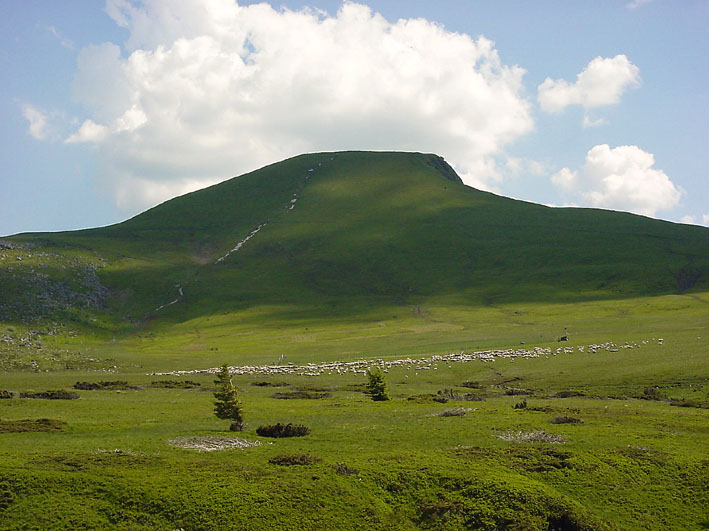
[
  {"x1": 332, "y1": 463, "x2": 358, "y2": 476},
  {"x1": 437, "y1": 407, "x2": 473, "y2": 417},
  {"x1": 550, "y1": 416, "x2": 583, "y2": 424},
  {"x1": 149, "y1": 380, "x2": 201, "y2": 388},
  {"x1": 268, "y1": 454, "x2": 321, "y2": 466},
  {"x1": 270, "y1": 390, "x2": 331, "y2": 400}
]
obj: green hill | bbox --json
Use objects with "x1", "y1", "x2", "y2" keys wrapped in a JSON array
[{"x1": 3, "y1": 151, "x2": 708, "y2": 332}]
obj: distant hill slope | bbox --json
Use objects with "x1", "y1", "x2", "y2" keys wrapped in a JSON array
[{"x1": 3, "y1": 151, "x2": 709, "y2": 328}]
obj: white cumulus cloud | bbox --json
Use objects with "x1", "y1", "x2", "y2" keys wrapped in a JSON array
[
  {"x1": 551, "y1": 144, "x2": 682, "y2": 218},
  {"x1": 538, "y1": 55, "x2": 640, "y2": 113},
  {"x1": 65, "y1": 0, "x2": 533, "y2": 212}
]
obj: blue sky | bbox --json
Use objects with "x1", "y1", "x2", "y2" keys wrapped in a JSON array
[{"x1": 1, "y1": 0, "x2": 708, "y2": 236}]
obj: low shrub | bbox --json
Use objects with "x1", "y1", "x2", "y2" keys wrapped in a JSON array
[
  {"x1": 19, "y1": 390, "x2": 79, "y2": 400},
  {"x1": 641, "y1": 387, "x2": 664, "y2": 401},
  {"x1": 270, "y1": 391, "x2": 331, "y2": 400},
  {"x1": 0, "y1": 390, "x2": 14, "y2": 399},
  {"x1": 437, "y1": 389, "x2": 484, "y2": 402},
  {"x1": 149, "y1": 380, "x2": 201, "y2": 389},
  {"x1": 268, "y1": 454, "x2": 321, "y2": 466},
  {"x1": 513, "y1": 399, "x2": 528, "y2": 410},
  {"x1": 296, "y1": 385, "x2": 332, "y2": 392},
  {"x1": 250, "y1": 381, "x2": 289, "y2": 387},
  {"x1": 550, "y1": 416, "x2": 583, "y2": 424},
  {"x1": 332, "y1": 463, "x2": 359, "y2": 476},
  {"x1": 74, "y1": 381, "x2": 136, "y2": 390},
  {"x1": 0, "y1": 418, "x2": 67, "y2": 432},
  {"x1": 458, "y1": 380, "x2": 482, "y2": 389},
  {"x1": 256, "y1": 423, "x2": 311, "y2": 438},
  {"x1": 504, "y1": 388, "x2": 533, "y2": 396},
  {"x1": 669, "y1": 398, "x2": 709, "y2": 409}
]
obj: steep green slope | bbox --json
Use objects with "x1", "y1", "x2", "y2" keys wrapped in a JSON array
[{"x1": 3, "y1": 151, "x2": 709, "y2": 329}]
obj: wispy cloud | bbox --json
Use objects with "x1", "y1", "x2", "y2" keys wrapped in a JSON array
[
  {"x1": 582, "y1": 115, "x2": 607, "y2": 128},
  {"x1": 48, "y1": 25, "x2": 75, "y2": 50},
  {"x1": 21, "y1": 104, "x2": 48, "y2": 140},
  {"x1": 626, "y1": 0, "x2": 654, "y2": 10}
]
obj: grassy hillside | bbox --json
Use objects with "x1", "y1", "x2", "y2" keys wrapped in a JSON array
[{"x1": 3, "y1": 151, "x2": 708, "y2": 334}]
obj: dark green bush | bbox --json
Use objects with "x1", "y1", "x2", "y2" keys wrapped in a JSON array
[
  {"x1": 256, "y1": 423, "x2": 310, "y2": 438},
  {"x1": 19, "y1": 390, "x2": 79, "y2": 400}
]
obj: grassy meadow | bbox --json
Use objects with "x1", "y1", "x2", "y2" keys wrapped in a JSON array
[{"x1": 1, "y1": 291, "x2": 708, "y2": 530}]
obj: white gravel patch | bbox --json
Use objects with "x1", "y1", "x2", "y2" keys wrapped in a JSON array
[{"x1": 168, "y1": 436, "x2": 262, "y2": 452}]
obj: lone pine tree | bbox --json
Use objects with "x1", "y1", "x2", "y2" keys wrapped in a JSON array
[
  {"x1": 213, "y1": 364, "x2": 244, "y2": 431},
  {"x1": 366, "y1": 369, "x2": 390, "y2": 401}
]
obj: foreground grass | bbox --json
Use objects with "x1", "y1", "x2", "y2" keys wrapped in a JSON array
[{"x1": 1, "y1": 321, "x2": 708, "y2": 529}]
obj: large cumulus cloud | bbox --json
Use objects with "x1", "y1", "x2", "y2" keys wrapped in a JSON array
[{"x1": 65, "y1": 0, "x2": 533, "y2": 211}]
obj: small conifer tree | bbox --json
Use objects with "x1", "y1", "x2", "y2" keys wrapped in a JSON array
[
  {"x1": 366, "y1": 369, "x2": 390, "y2": 401},
  {"x1": 213, "y1": 364, "x2": 244, "y2": 431}
]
